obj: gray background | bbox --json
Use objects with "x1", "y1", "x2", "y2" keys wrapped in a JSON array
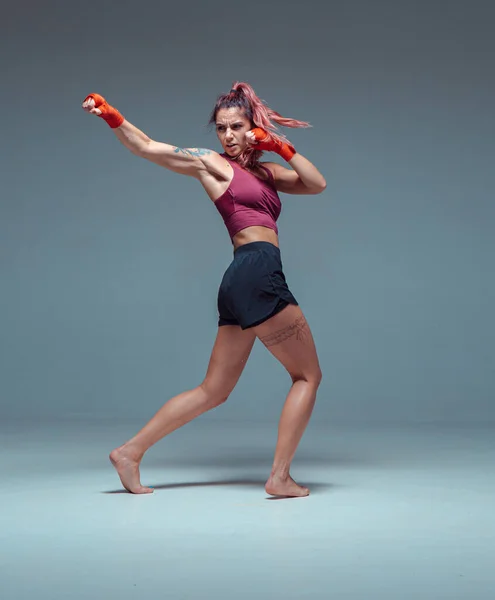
[{"x1": 1, "y1": 0, "x2": 493, "y2": 424}]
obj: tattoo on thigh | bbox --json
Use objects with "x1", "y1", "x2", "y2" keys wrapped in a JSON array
[{"x1": 260, "y1": 315, "x2": 309, "y2": 348}]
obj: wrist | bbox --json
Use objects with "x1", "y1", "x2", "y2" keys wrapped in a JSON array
[
  {"x1": 101, "y1": 107, "x2": 124, "y2": 129},
  {"x1": 279, "y1": 142, "x2": 296, "y2": 162}
]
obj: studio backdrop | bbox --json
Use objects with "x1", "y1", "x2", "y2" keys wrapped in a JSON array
[{"x1": 1, "y1": 0, "x2": 493, "y2": 424}]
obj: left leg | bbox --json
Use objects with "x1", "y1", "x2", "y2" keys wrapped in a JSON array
[
  {"x1": 253, "y1": 303, "x2": 322, "y2": 497},
  {"x1": 109, "y1": 324, "x2": 256, "y2": 493}
]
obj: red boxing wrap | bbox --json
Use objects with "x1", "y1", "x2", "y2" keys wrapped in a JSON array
[
  {"x1": 250, "y1": 127, "x2": 296, "y2": 161},
  {"x1": 84, "y1": 93, "x2": 124, "y2": 128}
]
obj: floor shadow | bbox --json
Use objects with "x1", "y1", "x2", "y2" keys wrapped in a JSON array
[
  {"x1": 103, "y1": 478, "x2": 335, "y2": 495},
  {"x1": 146, "y1": 452, "x2": 371, "y2": 469}
]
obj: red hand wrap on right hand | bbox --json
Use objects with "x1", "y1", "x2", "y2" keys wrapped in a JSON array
[
  {"x1": 250, "y1": 127, "x2": 296, "y2": 162},
  {"x1": 84, "y1": 93, "x2": 124, "y2": 129}
]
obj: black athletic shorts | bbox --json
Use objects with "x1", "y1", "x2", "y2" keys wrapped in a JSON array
[{"x1": 217, "y1": 241, "x2": 298, "y2": 330}]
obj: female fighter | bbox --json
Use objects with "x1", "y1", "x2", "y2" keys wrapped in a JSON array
[{"x1": 82, "y1": 82, "x2": 326, "y2": 497}]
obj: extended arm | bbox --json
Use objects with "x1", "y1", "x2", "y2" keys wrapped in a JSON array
[
  {"x1": 114, "y1": 120, "x2": 213, "y2": 177},
  {"x1": 82, "y1": 93, "x2": 216, "y2": 178}
]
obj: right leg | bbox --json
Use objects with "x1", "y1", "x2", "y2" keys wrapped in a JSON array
[
  {"x1": 110, "y1": 325, "x2": 256, "y2": 493},
  {"x1": 253, "y1": 304, "x2": 323, "y2": 497}
]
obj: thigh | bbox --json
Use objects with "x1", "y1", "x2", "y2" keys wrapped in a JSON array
[
  {"x1": 253, "y1": 304, "x2": 322, "y2": 382},
  {"x1": 202, "y1": 325, "x2": 256, "y2": 397}
]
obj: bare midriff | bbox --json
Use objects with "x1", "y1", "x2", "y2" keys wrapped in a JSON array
[{"x1": 232, "y1": 225, "x2": 279, "y2": 251}]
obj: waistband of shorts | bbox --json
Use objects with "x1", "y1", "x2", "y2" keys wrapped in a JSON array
[{"x1": 233, "y1": 241, "x2": 280, "y2": 256}]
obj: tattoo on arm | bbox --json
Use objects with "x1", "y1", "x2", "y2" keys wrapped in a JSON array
[
  {"x1": 173, "y1": 147, "x2": 212, "y2": 157},
  {"x1": 260, "y1": 315, "x2": 309, "y2": 348}
]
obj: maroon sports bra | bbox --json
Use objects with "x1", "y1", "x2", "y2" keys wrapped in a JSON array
[{"x1": 213, "y1": 154, "x2": 282, "y2": 240}]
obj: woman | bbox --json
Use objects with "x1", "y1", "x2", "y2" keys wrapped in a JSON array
[{"x1": 82, "y1": 82, "x2": 326, "y2": 497}]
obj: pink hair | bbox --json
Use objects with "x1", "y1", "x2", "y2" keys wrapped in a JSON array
[{"x1": 209, "y1": 81, "x2": 311, "y2": 169}]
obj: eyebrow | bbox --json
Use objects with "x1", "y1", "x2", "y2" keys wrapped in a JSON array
[{"x1": 215, "y1": 121, "x2": 244, "y2": 127}]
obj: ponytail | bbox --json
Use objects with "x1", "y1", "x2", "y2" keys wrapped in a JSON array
[{"x1": 209, "y1": 81, "x2": 310, "y2": 168}]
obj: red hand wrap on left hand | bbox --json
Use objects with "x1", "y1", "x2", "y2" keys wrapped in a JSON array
[
  {"x1": 250, "y1": 127, "x2": 296, "y2": 162},
  {"x1": 84, "y1": 93, "x2": 124, "y2": 129}
]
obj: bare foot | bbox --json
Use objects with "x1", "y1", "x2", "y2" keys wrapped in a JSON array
[
  {"x1": 109, "y1": 446, "x2": 154, "y2": 494},
  {"x1": 265, "y1": 474, "x2": 310, "y2": 498}
]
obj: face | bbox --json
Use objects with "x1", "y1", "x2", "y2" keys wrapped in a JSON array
[{"x1": 215, "y1": 107, "x2": 253, "y2": 157}]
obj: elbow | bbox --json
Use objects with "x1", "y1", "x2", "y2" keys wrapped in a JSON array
[{"x1": 310, "y1": 178, "x2": 327, "y2": 194}]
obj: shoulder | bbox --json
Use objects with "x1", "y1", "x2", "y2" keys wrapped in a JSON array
[
  {"x1": 195, "y1": 149, "x2": 232, "y2": 182},
  {"x1": 260, "y1": 161, "x2": 282, "y2": 177},
  {"x1": 260, "y1": 161, "x2": 300, "y2": 193}
]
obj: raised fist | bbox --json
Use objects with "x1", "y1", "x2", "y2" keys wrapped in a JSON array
[{"x1": 81, "y1": 93, "x2": 124, "y2": 128}]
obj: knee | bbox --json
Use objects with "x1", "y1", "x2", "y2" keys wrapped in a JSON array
[
  {"x1": 199, "y1": 382, "x2": 230, "y2": 408},
  {"x1": 291, "y1": 367, "x2": 322, "y2": 388},
  {"x1": 212, "y1": 393, "x2": 230, "y2": 408}
]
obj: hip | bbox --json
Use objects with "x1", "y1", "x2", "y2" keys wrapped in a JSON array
[{"x1": 220, "y1": 240, "x2": 286, "y2": 291}]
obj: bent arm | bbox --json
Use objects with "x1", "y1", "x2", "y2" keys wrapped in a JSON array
[
  {"x1": 265, "y1": 153, "x2": 327, "y2": 195},
  {"x1": 113, "y1": 119, "x2": 214, "y2": 177}
]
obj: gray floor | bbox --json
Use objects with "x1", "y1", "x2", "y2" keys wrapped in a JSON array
[{"x1": 2, "y1": 418, "x2": 494, "y2": 599}]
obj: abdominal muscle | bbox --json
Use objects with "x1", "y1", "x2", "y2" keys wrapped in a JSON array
[{"x1": 232, "y1": 225, "x2": 279, "y2": 251}]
